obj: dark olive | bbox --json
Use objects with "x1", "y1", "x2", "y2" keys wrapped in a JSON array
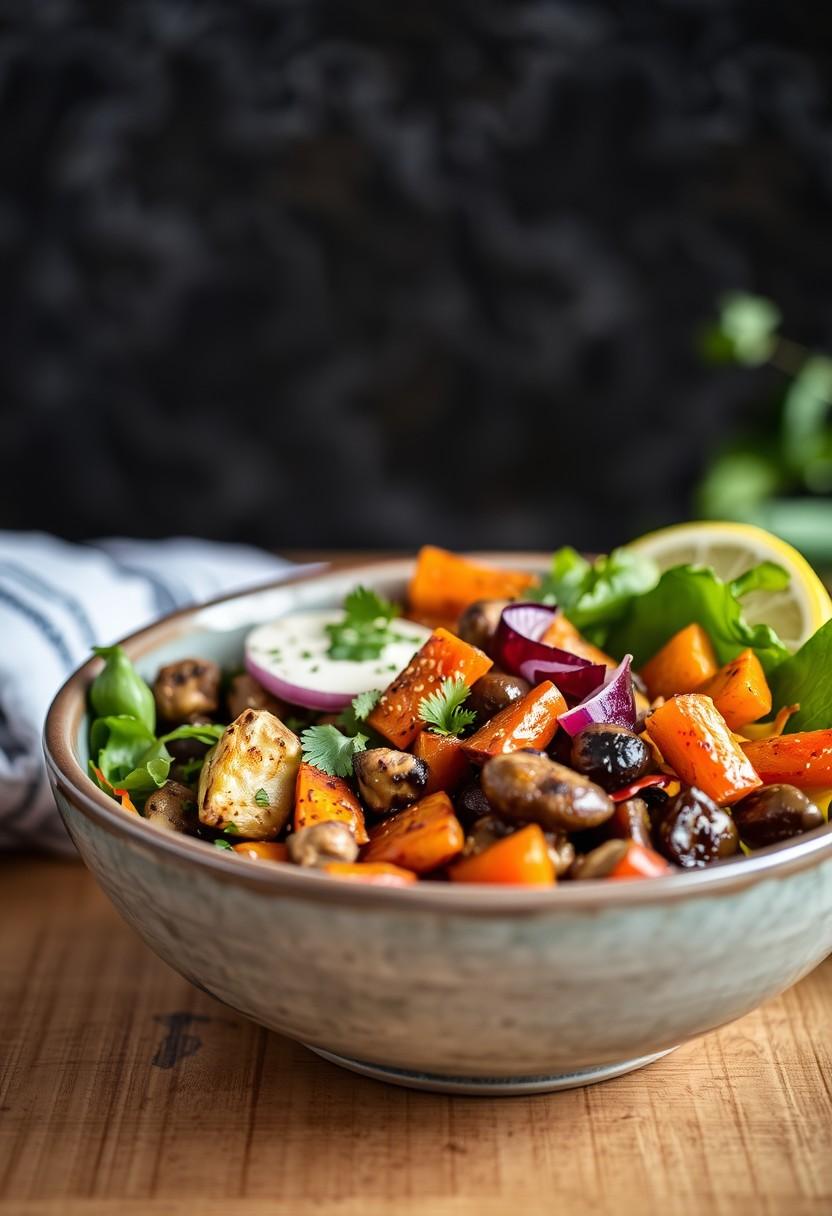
[
  {"x1": 608, "y1": 797, "x2": 652, "y2": 849},
  {"x1": 658, "y1": 787, "x2": 739, "y2": 869},
  {"x1": 454, "y1": 780, "x2": 492, "y2": 827},
  {"x1": 481, "y1": 751, "x2": 614, "y2": 832},
  {"x1": 639, "y1": 785, "x2": 670, "y2": 832},
  {"x1": 468, "y1": 671, "x2": 531, "y2": 724},
  {"x1": 570, "y1": 723, "x2": 652, "y2": 791},
  {"x1": 732, "y1": 784, "x2": 824, "y2": 849},
  {"x1": 569, "y1": 839, "x2": 629, "y2": 880},
  {"x1": 456, "y1": 599, "x2": 509, "y2": 657}
]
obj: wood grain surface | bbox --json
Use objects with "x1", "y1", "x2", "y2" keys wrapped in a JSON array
[{"x1": 2, "y1": 855, "x2": 831, "y2": 1216}]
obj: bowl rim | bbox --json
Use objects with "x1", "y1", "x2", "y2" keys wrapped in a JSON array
[{"x1": 43, "y1": 554, "x2": 832, "y2": 914}]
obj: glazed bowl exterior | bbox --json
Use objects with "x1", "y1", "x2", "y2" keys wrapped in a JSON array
[{"x1": 44, "y1": 558, "x2": 832, "y2": 1082}]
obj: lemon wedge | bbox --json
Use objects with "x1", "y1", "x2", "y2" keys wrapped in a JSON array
[{"x1": 626, "y1": 521, "x2": 832, "y2": 652}]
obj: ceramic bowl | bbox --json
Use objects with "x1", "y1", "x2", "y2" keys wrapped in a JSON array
[{"x1": 44, "y1": 558, "x2": 832, "y2": 1095}]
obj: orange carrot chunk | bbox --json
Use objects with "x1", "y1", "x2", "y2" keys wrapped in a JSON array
[
  {"x1": 232, "y1": 841, "x2": 289, "y2": 862},
  {"x1": 742, "y1": 730, "x2": 832, "y2": 790},
  {"x1": 648, "y1": 694, "x2": 761, "y2": 805},
  {"x1": 408, "y1": 546, "x2": 536, "y2": 620},
  {"x1": 367, "y1": 628, "x2": 492, "y2": 749},
  {"x1": 362, "y1": 792, "x2": 464, "y2": 872},
  {"x1": 640, "y1": 623, "x2": 719, "y2": 701},
  {"x1": 462, "y1": 681, "x2": 567, "y2": 763},
  {"x1": 413, "y1": 731, "x2": 471, "y2": 795},
  {"x1": 697, "y1": 649, "x2": 772, "y2": 732},
  {"x1": 608, "y1": 841, "x2": 673, "y2": 880},
  {"x1": 294, "y1": 762, "x2": 368, "y2": 844},
  {"x1": 323, "y1": 862, "x2": 417, "y2": 887},
  {"x1": 450, "y1": 824, "x2": 555, "y2": 885}
]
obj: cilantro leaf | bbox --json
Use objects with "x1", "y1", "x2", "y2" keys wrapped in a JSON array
[
  {"x1": 325, "y1": 586, "x2": 406, "y2": 661},
  {"x1": 300, "y1": 724, "x2": 368, "y2": 777},
  {"x1": 339, "y1": 688, "x2": 382, "y2": 734},
  {"x1": 214, "y1": 838, "x2": 234, "y2": 850},
  {"x1": 418, "y1": 677, "x2": 477, "y2": 737},
  {"x1": 253, "y1": 788, "x2": 270, "y2": 808}
]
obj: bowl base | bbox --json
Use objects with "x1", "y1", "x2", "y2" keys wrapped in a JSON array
[{"x1": 303, "y1": 1045, "x2": 677, "y2": 1095}]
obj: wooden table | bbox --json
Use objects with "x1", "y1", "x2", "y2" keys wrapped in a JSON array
[{"x1": 2, "y1": 857, "x2": 831, "y2": 1215}]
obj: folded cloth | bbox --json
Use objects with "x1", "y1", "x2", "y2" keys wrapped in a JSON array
[{"x1": 0, "y1": 533, "x2": 291, "y2": 854}]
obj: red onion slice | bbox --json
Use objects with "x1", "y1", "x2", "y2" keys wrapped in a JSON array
[
  {"x1": 558, "y1": 655, "x2": 638, "y2": 737},
  {"x1": 496, "y1": 603, "x2": 607, "y2": 700}
]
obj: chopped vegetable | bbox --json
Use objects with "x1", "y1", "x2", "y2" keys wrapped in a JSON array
[
  {"x1": 413, "y1": 731, "x2": 471, "y2": 795},
  {"x1": 362, "y1": 792, "x2": 465, "y2": 872},
  {"x1": 648, "y1": 694, "x2": 762, "y2": 805},
  {"x1": 418, "y1": 676, "x2": 477, "y2": 737},
  {"x1": 462, "y1": 681, "x2": 566, "y2": 763},
  {"x1": 233, "y1": 841, "x2": 289, "y2": 862},
  {"x1": 91, "y1": 764, "x2": 138, "y2": 814},
  {"x1": 609, "y1": 773, "x2": 674, "y2": 803},
  {"x1": 639, "y1": 623, "x2": 719, "y2": 701},
  {"x1": 198, "y1": 709, "x2": 301, "y2": 838},
  {"x1": 325, "y1": 586, "x2": 404, "y2": 661},
  {"x1": 608, "y1": 842, "x2": 673, "y2": 880},
  {"x1": 90, "y1": 644, "x2": 156, "y2": 733},
  {"x1": 449, "y1": 824, "x2": 555, "y2": 886},
  {"x1": 496, "y1": 603, "x2": 606, "y2": 699},
  {"x1": 408, "y1": 546, "x2": 536, "y2": 621},
  {"x1": 531, "y1": 546, "x2": 659, "y2": 639},
  {"x1": 741, "y1": 730, "x2": 832, "y2": 790},
  {"x1": 698, "y1": 649, "x2": 772, "y2": 732},
  {"x1": 367, "y1": 628, "x2": 492, "y2": 749},
  {"x1": 300, "y1": 724, "x2": 368, "y2": 778},
  {"x1": 322, "y1": 862, "x2": 418, "y2": 886},
  {"x1": 768, "y1": 619, "x2": 832, "y2": 732},
  {"x1": 558, "y1": 655, "x2": 638, "y2": 738},
  {"x1": 294, "y1": 762, "x2": 368, "y2": 844},
  {"x1": 540, "y1": 613, "x2": 616, "y2": 666}
]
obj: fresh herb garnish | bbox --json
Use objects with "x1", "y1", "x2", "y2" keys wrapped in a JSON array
[
  {"x1": 325, "y1": 586, "x2": 406, "y2": 661},
  {"x1": 300, "y1": 724, "x2": 368, "y2": 777},
  {"x1": 213, "y1": 838, "x2": 234, "y2": 850},
  {"x1": 531, "y1": 547, "x2": 659, "y2": 639},
  {"x1": 338, "y1": 688, "x2": 381, "y2": 735},
  {"x1": 418, "y1": 677, "x2": 477, "y2": 737},
  {"x1": 223, "y1": 821, "x2": 241, "y2": 835},
  {"x1": 253, "y1": 788, "x2": 270, "y2": 808}
]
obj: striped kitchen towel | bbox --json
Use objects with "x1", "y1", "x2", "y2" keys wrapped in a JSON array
[{"x1": 0, "y1": 533, "x2": 291, "y2": 854}]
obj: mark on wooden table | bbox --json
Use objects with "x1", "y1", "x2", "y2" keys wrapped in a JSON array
[{"x1": 151, "y1": 1012, "x2": 211, "y2": 1069}]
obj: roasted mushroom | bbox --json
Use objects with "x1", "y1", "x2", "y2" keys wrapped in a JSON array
[
  {"x1": 545, "y1": 832, "x2": 577, "y2": 877},
  {"x1": 143, "y1": 781, "x2": 196, "y2": 834},
  {"x1": 569, "y1": 839, "x2": 629, "y2": 880},
  {"x1": 287, "y1": 821, "x2": 359, "y2": 867},
  {"x1": 454, "y1": 779, "x2": 493, "y2": 826},
  {"x1": 732, "y1": 785, "x2": 824, "y2": 849},
  {"x1": 608, "y1": 797, "x2": 653, "y2": 849},
  {"x1": 353, "y1": 748, "x2": 428, "y2": 815},
  {"x1": 456, "y1": 599, "x2": 509, "y2": 657},
  {"x1": 462, "y1": 813, "x2": 515, "y2": 857},
  {"x1": 468, "y1": 671, "x2": 531, "y2": 724},
  {"x1": 198, "y1": 708, "x2": 301, "y2": 839},
  {"x1": 657, "y1": 787, "x2": 739, "y2": 868},
  {"x1": 227, "y1": 672, "x2": 287, "y2": 721},
  {"x1": 153, "y1": 658, "x2": 221, "y2": 725},
  {"x1": 570, "y1": 724, "x2": 652, "y2": 791},
  {"x1": 481, "y1": 751, "x2": 614, "y2": 832}
]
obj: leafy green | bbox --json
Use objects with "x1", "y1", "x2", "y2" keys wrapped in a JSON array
[
  {"x1": 253, "y1": 788, "x2": 270, "y2": 808},
  {"x1": 728, "y1": 562, "x2": 790, "y2": 600},
  {"x1": 89, "y1": 716, "x2": 225, "y2": 797},
  {"x1": 606, "y1": 563, "x2": 791, "y2": 673},
  {"x1": 769, "y1": 619, "x2": 832, "y2": 731},
  {"x1": 213, "y1": 838, "x2": 234, "y2": 850},
  {"x1": 338, "y1": 689, "x2": 381, "y2": 735},
  {"x1": 90, "y1": 645, "x2": 156, "y2": 733},
  {"x1": 300, "y1": 724, "x2": 368, "y2": 777},
  {"x1": 701, "y1": 292, "x2": 782, "y2": 366},
  {"x1": 532, "y1": 547, "x2": 659, "y2": 640},
  {"x1": 325, "y1": 586, "x2": 406, "y2": 661},
  {"x1": 418, "y1": 677, "x2": 477, "y2": 737}
]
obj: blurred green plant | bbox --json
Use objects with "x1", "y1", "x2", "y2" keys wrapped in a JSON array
[{"x1": 697, "y1": 293, "x2": 832, "y2": 565}]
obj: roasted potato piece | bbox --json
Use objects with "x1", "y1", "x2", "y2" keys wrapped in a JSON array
[
  {"x1": 154, "y1": 658, "x2": 221, "y2": 725},
  {"x1": 197, "y1": 708, "x2": 301, "y2": 839},
  {"x1": 226, "y1": 672, "x2": 287, "y2": 721},
  {"x1": 353, "y1": 748, "x2": 428, "y2": 815},
  {"x1": 144, "y1": 781, "x2": 196, "y2": 834}
]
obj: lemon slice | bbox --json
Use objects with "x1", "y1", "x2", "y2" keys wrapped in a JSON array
[{"x1": 626, "y1": 521, "x2": 832, "y2": 652}]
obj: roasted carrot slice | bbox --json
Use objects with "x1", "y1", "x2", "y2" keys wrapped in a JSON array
[
  {"x1": 407, "y1": 546, "x2": 536, "y2": 620},
  {"x1": 232, "y1": 841, "x2": 289, "y2": 862},
  {"x1": 541, "y1": 614, "x2": 616, "y2": 667},
  {"x1": 450, "y1": 824, "x2": 555, "y2": 885},
  {"x1": 413, "y1": 731, "x2": 471, "y2": 795},
  {"x1": 367, "y1": 628, "x2": 492, "y2": 749},
  {"x1": 323, "y1": 862, "x2": 417, "y2": 887},
  {"x1": 648, "y1": 694, "x2": 761, "y2": 805},
  {"x1": 742, "y1": 730, "x2": 832, "y2": 790},
  {"x1": 362, "y1": 792, "x2": 464, "y2": 872},
  {"x1": 294, "y1": 762, "x2": 368, "y2": 844},
  {"x1": 462, "y1": 681, "x2": 566, "y2": 763},
  {"x1": 697, "y1": 649, "x2": 772, "y2": 732},
  {"x1": 608, "y1": 841, "x2": 673, "y2": 880},
  {"x1": 640, "y1": 624, "x2": 719, "y2": 701}
]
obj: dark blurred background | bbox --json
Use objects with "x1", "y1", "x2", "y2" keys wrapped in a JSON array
[{"x1": 2, "y1": 1, "x2": 832, "y2": 553}]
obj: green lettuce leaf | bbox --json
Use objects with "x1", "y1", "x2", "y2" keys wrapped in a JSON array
[
  {"x1": 606, "y1": 564, "x2": 791, "y2": 673},
  {"x1": 769, "y1": 619, "x2": 832, "y2": 731},
  {"x1": 532, "y1": 547, "x2": 659, "y2": 639}
]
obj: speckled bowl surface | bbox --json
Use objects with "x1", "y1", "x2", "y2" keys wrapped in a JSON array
[{"x1": 44, "y1": 558, "x2": 832, "y2": 1094}]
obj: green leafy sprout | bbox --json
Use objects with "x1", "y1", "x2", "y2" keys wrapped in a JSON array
[{"x1": 418, "y1": 677, "x2": 477, "y2": 737}]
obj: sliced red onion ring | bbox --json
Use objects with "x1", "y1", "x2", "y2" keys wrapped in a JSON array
[
  {"x1": 496, "y1": 603, "x2": 607, "y2": 700},
  {"x1": 557, "y1": 654, "x2": 638, "y2": 737}
]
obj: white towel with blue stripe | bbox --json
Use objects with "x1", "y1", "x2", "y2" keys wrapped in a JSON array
[{"x1": 0, "y1": 532, "x2": 291, "y2": 854}]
